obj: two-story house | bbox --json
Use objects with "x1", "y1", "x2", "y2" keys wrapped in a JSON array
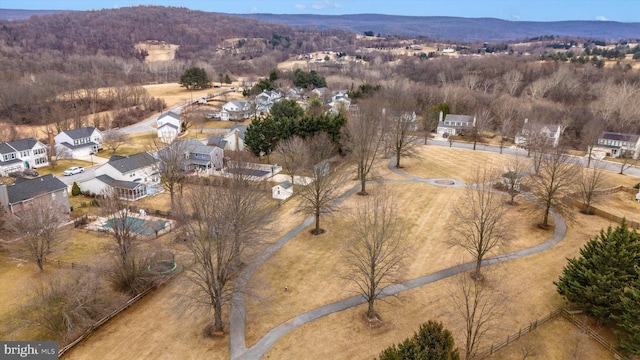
[
  {"x1": 515, "y1": 119, "x2": 564, "y2": 148},
  {"x1": 172, "y1": 138, "x2": 224, "y2": 173},
  {"x1": 436, "y1": 112, "x2": 476, "y2": 136},
  {"x1": 207, "y1": 125, "x2": 247, "y2": 152},
  {"x1": 255, "y1": 90, "x2": 283, "y2": 115},
  {"x1": 54, "y1": 126, "x2": 103, "y2": 159},
  {"x1": 80, "y1": 152, "x2": 160, "y2": 201},
  {"x1": 0, "y1": 174, "x2": 69, "y2": 215},
  {"x1": 0, "y1": 138, "x2": 49, "y2": 176},
  {"x1": 221, "y1": 100, "x2": 253, "y2": 120},
  {"x1": 157, "y1": 111, "x2": 182, "y2": 143},
  {"x1": 591, "y1": 132, "x2": 640, "y2": 159}
]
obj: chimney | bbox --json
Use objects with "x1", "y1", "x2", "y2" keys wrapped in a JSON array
[
  {"x1": 0, "y1": 184, "x2": 9, "y2": 212},
  {"x1": 524, "y1": 118, "x2": 528, "y2": 124},
  {"x1": 48, "y1": 130, "x2": 56, "y2": 157},
  {"x1": 439, "y1": 111, "x2": 443, "y2": 122}
]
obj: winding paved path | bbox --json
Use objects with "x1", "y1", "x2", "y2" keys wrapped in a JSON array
[{"x1": 229, "y1": 155, "x2": 568, "y2": 360}]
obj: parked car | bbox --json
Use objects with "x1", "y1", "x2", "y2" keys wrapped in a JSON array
[
  {"x1": 63, "y1": 166, "x2": 84, "y2": 176},
  {"x1": 23, "y1": 169, "x2": 39, "y2": 177}
]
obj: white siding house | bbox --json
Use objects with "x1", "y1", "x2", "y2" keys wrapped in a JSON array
[
  {"x1": 591, "y1": 132, "x2": 640, "y2": 159},
  {"x1": 515, "y1": 120, "x2": 564, "y2": 148},
  {"x1": 436, "y1": 113, "x2": 476, "y2": 136},
  {"x1": 207, "y1": 125, "x2": 247, "y2": 152},
  {"x1": 157, "y1": 111, "x2": 182, "y2": 142},
  {"x1": 80, "y1": 152, "x2": 160, "y2": 201},
  {"x1": 221, "y1": 100, "x2": 252, "y2": 120},
  {"x1": 0, "y1": 138, "x2": 49, "y2": 176},
  {"x1": 54, "y1": 127, "x2": 103, "y2": 159}
]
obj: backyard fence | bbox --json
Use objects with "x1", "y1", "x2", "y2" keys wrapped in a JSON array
[
  {"x1": 568, "y1": 186, "x2": 640, "y2": 229},
  {"x1": 478, "y1": 307, "x2": 624, "y2": 359},
  {"x1": 57, "y1": 279, "x2": 171, "y2": 357}
]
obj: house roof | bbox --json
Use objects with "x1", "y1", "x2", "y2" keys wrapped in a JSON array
[
  {"x1": 600, "y1": 132, "x2": 639, "y2": 142},
  {"x1": 0, "y1": 158, "x2": 22, "y2": 166},
  {"x1": 6, "y1": 174, "x2": 67, "y2": 205},
  {"x1": 0, "y1": 137, "x2": 41, "y2": 154},
  {"x1": 444, "y1": 114, "x2": 474, "y2": 123},
  {"x1": 57, "y1": 141, "x2": 98, "y2": 150},
  {"x1": 62, "y1": 126, "x2": 97, "y2": 140},
  {"x1": 107, "y1": 152, "x2": 157, "y2": 174},
  {"x1": 207, "y1": 135, "x2": 223, "y2": 146},
  {"x1": 177, "y1": 138, "x2": 217, "y2": 155},
  {"x1": 95, "y1": 174, "x2": 144, "y2": 190},
  {"x1": 278, "y1": 180, "x2": 293, "y2": 189},
  {"x1": 158, "y1": 111, "x2": 181, "y2": 122},
  {"x1": 158, "y1": 122, "x2": 179, "y2": 130},
  {"x1": 231, "y1": 125, "x2": 248, "y2": 140}
]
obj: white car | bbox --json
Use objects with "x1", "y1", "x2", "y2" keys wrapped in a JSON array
[{"x1": 63, "y1": 166, "x2": 84, "y2": 176}]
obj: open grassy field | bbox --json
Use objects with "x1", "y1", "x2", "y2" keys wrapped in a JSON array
[{"x1": 53, "y1": 145, "x2": 639, "y2": 359}]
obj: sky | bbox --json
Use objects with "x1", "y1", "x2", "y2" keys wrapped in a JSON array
[{"x1": 7, "y1": 0, "x2": 640, "y2": 22}]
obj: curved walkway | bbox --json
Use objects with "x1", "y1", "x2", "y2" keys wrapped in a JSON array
[{"x1": 229, "y1": 158, "x2": 567, "y2": 360}]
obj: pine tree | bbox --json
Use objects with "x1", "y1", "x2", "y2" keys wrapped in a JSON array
[
  {"x1": 379, "y1": 320, "x2": 460, "y2": 360},
  {"x1": 555, "y1": 220, "x2": 640, "y2": 324},
  {"x1": 71, "y1": 182, "x2": 81, "y2": 196},
  {"x1": 612, "y1": 280, "x2": 640, "y2": 355}
]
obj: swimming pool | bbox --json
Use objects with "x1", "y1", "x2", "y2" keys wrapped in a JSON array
[{"x1": 103, "y1": 216, "x2": 167, "y2": 235}]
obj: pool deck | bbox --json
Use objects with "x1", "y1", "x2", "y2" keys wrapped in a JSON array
[{"x1": 87, "y1": 212, "x2": 174, "y2": 238}]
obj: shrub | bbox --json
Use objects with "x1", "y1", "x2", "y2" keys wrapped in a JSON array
[{"x1": 71, "y1": 182, "x2": 81, "y2": 196}]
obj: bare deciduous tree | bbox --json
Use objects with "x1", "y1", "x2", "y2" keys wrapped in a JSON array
[
  {"x1": 102, "y1": 128, "x2": 128, "y2": 153},
  {"x1": 345, "y1": 99, "x2": 387, "y2": 195},
  {"x1": 451, "y1": 168, "x2": 509, "y2": 280},
  {"x1": 11, "y1": 198, "x2": 67, "y2": 273},
  {"x1": 176, "y1": 169, "x2": 273, "y2": 334},
  {"x1": 578, "y1": 164, "x2": 605, "y2": 215},
  {"x1": 343, "y1": 185, "x2": 407, "y2": 320},
  {"x1": 528, "y1": 147, "x2": 580, "y2": 228},
  {"x1": 297, "y1": 157, "x2": 345, "y2": 235},
  {"x1": 503, "y1": 69, "x2": 523, "y2": 96},
  {"x1": 275, "y1": 135, "x2": 308, "y2": 186},
  {"x1": 501, "y1": 156, "x2": 528, "y2": 204},
  {"x1": 451, "y1": 272, "x2": 505, "y2": 360},
  {"x1": 581, "y1": 118, "x2": 605, "y2": 169},
  {"x1": 150, "y1": 138, "x2": 191, "y2": 211},
  {"x1": 387, "y1": 111, "x2": 421, "y2": 168}
]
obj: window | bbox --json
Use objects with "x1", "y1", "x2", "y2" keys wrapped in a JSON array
[{"x1": 21, "y1": 151, "x2": 29, "y2": 157}]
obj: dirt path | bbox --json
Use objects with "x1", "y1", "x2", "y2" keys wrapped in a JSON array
[{"x1": 228, "y1": 158, "x2": 568, "y2": 359}]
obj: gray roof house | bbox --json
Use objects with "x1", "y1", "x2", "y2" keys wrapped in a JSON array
[
  {"x1": 0, "y1": 137, "x2": 49, "y2": 176},
  {"x1": 159, "y1": 138, "x2": 224, "y2": 173},
  {"x1": 436, "y1": 113, "x2": 476, "y2": 136},
  {"x1": 591, "y1": 132, "x2": 640, "y2": 159},
  {"x1": 207, "y1": 125, "x2": 247, "y2": 152},
  {"x1": 0, "y1": 174, "x2": 69, "y2": 215},
  {"x1": 80, "y1": 152, "x2": 160, "y2": 201},
  {"x1": 54, "y1": 126, "x2": 103, "y2": 159}
]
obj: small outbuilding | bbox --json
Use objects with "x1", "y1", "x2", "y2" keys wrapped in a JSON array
[{"x1": 272, "y1": 181, "x2": 293, "y2": 200}]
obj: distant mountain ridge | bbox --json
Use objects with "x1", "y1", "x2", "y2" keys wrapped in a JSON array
[
  {"x1": 2, "y1": 8, "x2": 639, "y2": 42},
  {"x1": 236, "y1": 13, "x2": 640, "y2": 42}
]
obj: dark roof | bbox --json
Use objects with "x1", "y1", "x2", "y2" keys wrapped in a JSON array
[
  {"x1": 58, "y1": 141, "x2": 98, "y2": 150},
  {"x1": 601, "y1": 132, "x2": 639, "y2": 142},
  {"x1": 230, "y1": 125, "x2": 248, "y2": 140},
  {"x1": 0, "y1": 158, "x2": 22, "y2": 166},
  {"x1": 62, "y1": 126, "x2": 97, "y2": 140},
  {"x1": 158, "y1": 111, "x2": 181, "y2": 121},
  {"x1": 208, "y1": 135, "x2": 223, "y2": 146},
  {"x1": 278, "y1": 180, "x2": 293, "y2": 189},
  {"x1": 6, "y1": 137, "x2": 38, "y2": 151},
  {"x1": 95, "y1": 174, "x2": 144, "y2": 190},
  {"x1": 0, "y1": 137, "x2": 42, "y2": 155},
  {"x1": 6, "y1": 174, "x2": 67, "y2": 204},
  {"x1": 107, "y1": 152, "x2": 157, "y2": 174},
  {"x1": 444, "y1": 114, "x2": 474, "y2": 123}
]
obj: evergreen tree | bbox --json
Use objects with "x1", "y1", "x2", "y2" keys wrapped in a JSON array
[
  {"x1": 612, "y1": 280, "x2": 640, "y2": 355},
  {"x1": 555, "y1": 220, "x2": 640, "y2": 324},
  {"x1": 179, "y1": 67, "x2": 210, "y2": 90},
  {"x1": 71, "y1": 182, "x2": 81, "y2": 196},
  {"x1": 379, "y1": 320, "x2": 460, "y2": 360},
  {"x1": 244, "y1": 116, "x2": 278, "y2": 159}
]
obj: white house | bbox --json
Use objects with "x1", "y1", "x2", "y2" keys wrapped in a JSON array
[
  {"x1": 54, "y1": 126, "x2": 103, "y2": 159},
  {"x1": 272, "y1": 180, "x2": 293, "y2": 200},
  {"x1": 0, "y1": 138, "x2": 49, "y2": 176},
  {"x1": 207, "y1": 125, "x2": 247, "y2": 152},
  {"x1": 221, "y1": 100, "x2": 252, "y2": 120},
  {"x1": 436, "y1": 113, "x2": 476, "y2": 136},
  {"x1": 80, "y1": 152, "x2": 160, "y2": 201},
  {"x1": 515, "y1": 119, "x2": 564, "y2": 148},
  {"x1": 590, "y1": 132, "x2": 640, "y2": 159},
  {"x1": 157, "y1": 111, "x2": 182, "y2": 142}
]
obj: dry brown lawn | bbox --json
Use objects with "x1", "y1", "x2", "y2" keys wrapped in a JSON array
[
  {"x1": 10, "y1": 147, "x2": 635, "y2": 360},
  {"x1": 594, "y1": 190, "x2": 640, "y2": 224}
]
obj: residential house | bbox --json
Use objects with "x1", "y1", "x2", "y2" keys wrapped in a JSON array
[
  {"x1": 0, "y1": 138, "x2": 49, "y2": 176},
  {"x1": 271, "y1": 180, "x2": 293, "y2": 200},
  {"x1": 591, "y1": 132, "x2": 640, "y2": 159},
  {"x1": 0, "y1": 174, "x2": 69, "y2": 215},
  {"x1": 159, "y1": 138, "x2": 224, "y2": 174},
  {"x1": 514, "y1": 119, "x2": 564, "y2": 148},
  {"x1": 221, "y1": 100, "x2": 252, "y2": 120},
  {"x1": 54, "y1": 126, "x2": 103, "y2": 159},
  {"x1": 157, "y1": 111, "x2": 182, "y2": 142},
  {"x1": 326, "y1": 92, "x2": 351, "y2": 113},
  {"x1": 286, "y1": 87, "x2": 305, "y2": 100},
  {"x1": 436, "y1": 112, "x2": 476, "y2": 136},
  {"x1": 80, "y1": 152, "x2": 160, "y2": 201},
  {"x1": 207, "y1": 125, "x2": 247, "y2": 152},
  {"x1": 255, "y1": 90, "x2": 283, "y2": 115}
]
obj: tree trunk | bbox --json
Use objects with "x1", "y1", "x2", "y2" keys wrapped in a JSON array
[
  {"x1": 37, "y1": 259, "x2": 44, "y2": 273},
  {"x1": 474, "y1": 257, "x2": 482, "y2": 280},
  {"x1": 395, "y1": 153, "x2": 401, "y2": 168},
  {"x1": 360, "y1": 178, "x2": 367, "y2": 195},
  {"x1": 367, "y1": 298, "x2": 375, "y2": 319},
  {"x1": 213, "y1": 302, "x2": 224, "y2": 333},
  {"x1": 542, "y1": 203, "x2": 551, "y2": 228},
  {"x1": 314, "y1": 210, "x2": 321, "y2": 234}
]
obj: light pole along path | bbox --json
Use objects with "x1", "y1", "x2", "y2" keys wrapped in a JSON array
[{"x1": 229, "y1": 157, "x2": 567, "y2": 360}]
